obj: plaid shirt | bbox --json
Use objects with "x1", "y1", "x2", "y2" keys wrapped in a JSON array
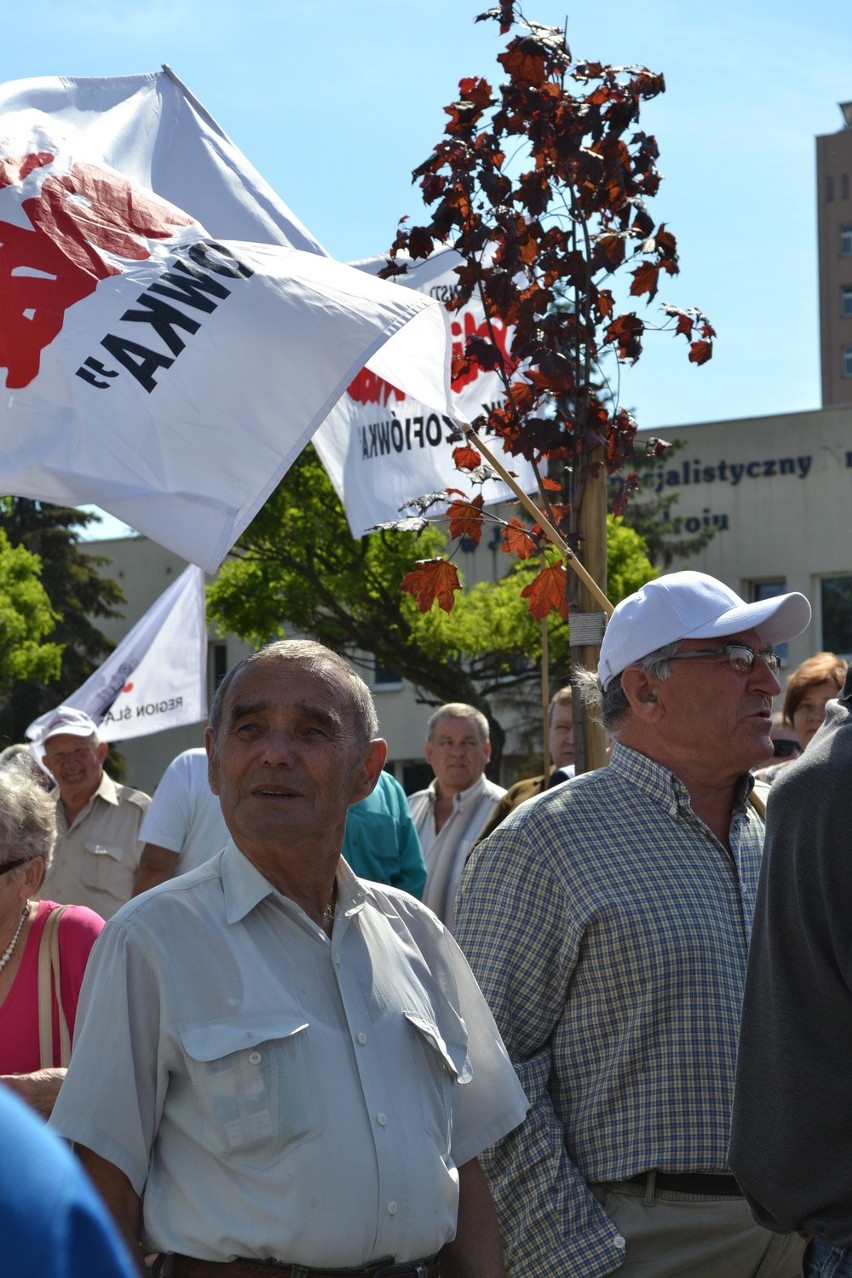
[{"x1": 455, "y1": 743, "x2": 765, "y2": 1278}]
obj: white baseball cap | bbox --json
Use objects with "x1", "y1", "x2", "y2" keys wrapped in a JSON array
[
  {"x1": 598, "y1": 571, "x2": 811, "y2": 690},
  {"x1": 37, "y1": 706, "x2": 99, "y2": 745}
]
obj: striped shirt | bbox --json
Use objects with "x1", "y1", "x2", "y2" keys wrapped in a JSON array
[{"x1": 455, "y1": 742, "x2": 765, "y2": 1277}]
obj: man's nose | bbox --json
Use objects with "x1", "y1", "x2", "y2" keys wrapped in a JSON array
[
  {"x1": 260, "y1": 729, "x2": 298, "y2": 763},
  {"x1": 751, "y1": 658, "x2": 781, "y2": 696}
]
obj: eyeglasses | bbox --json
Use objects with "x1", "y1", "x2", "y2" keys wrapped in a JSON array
[
  {"x1": 772, "y1": 738, "x2": 802, "y2": 759},
  {"x1": 0, "y1": 857, "x2": 27, "y2": 878},
  {"x1": 668, "y1": 643, "x2": 781, "y2": 677}
]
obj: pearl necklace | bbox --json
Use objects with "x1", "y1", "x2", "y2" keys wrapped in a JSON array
[{"x1": 0, "y1": 905, "x2": 28, "y2": 974}]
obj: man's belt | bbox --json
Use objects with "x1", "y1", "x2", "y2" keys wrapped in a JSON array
[
  {"x1": 154, "y1": 1253, "x2": 440, "y2": 1278},
  {"x1": 627, "y1": 1170, "x2": 742, "y2": 1197}
]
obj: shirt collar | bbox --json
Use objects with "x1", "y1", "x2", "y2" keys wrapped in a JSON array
[
  {"x1": 428, "y1": 772, "x2": 490, "y2": 813},
  {"x1": 609, "y1": 742, "x2": 753, "y2": 819},
  {"x1": 221, "y1": 841, "x2": 369, "y2": 926}
]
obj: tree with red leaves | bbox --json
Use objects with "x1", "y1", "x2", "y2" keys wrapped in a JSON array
[{"x1": 384, "y1": 3, "x2": 715, "y2": 767}]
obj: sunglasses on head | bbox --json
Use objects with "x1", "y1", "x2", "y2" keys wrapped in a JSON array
[{"x1": 772, "y1": 738, "x2": 801, "y2": 759}]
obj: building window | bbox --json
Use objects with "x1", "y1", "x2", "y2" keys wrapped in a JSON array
[
  {"x1": 211, "y1": 642, "x2": 229, "y2": 690},
  {"x1": 844, "y1": 174, "x2": 851, "y2": 200},
  {"x1": 842, "y1": 226, "x2": 852, "y2": 256},
  {"x1": 843, "y1": 287, "x2": 852, "y2": 319},
  {"x1": 749, "y1": 580, "x2": 790, "y2": 667},
  {"x1": 845, "y1": 346, "x2": 852, "y2": 379},
  {"x1": 821, "y1": 577, "x2": 852, "y2": 657},
  {"x1": 372, "y1": 656, "x2": 402, "y2": 689}
]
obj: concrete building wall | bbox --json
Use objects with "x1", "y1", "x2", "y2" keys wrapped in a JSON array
[
  {"x1": 636, "y1": 404, "x2": 852, "y2": 669},
  {"x1": 816, "y1": 103, "x2": 852, "y2": 407}
]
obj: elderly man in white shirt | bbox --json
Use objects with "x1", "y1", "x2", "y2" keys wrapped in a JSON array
[
  {"x1": 51, "y1": 641, "x2": 527, "y2": 1278},
  {"x1": 408, "y1": 704, "x2": 506, "y2": 931}
]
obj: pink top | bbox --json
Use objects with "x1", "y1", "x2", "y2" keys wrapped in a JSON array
[{"x1": 0, "y1": 899, "x2": 104, "y2": 1072}]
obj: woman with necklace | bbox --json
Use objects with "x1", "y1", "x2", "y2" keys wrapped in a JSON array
[{"x1": 0, "y1": 758, "x2": 104, "y2": 1118}]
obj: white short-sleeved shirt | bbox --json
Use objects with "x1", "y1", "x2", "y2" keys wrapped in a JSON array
[
  {"x1": 51, "y1": 846, "x2": 528, "y2": 1267},
  {"x1": 138, "y1": 748, "x2": 229, "y2": 874}
]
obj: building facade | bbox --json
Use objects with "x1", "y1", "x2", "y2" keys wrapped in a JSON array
[
  {"x1": 636, "y1": 404, "x2": 852, "y2": 665},
  {"x1": 816, "y1": 102, "x2": 852, "y2": 406}
]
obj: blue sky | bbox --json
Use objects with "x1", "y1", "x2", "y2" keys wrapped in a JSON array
[{"x1": 3, "y1": 0, "x2": 848, "y2": 536}]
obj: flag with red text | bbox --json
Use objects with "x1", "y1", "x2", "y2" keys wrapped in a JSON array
[
  {"x1": 313, "y1": 247, "x2": 537, "y2": 536},
  {"x1": 0, "y1": 73, "x2": 455, "y2": 568}
]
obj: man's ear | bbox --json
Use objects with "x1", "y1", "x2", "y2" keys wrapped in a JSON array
[
  {"x1": 620, "y1": 666, "x2": 662, "y2": 718},
  {"x1": 96, "y1": 740, "x2": 109, "y2": 765},
  {"x1": 354, "y1": 739, "x2": 388, "y2": 804}
]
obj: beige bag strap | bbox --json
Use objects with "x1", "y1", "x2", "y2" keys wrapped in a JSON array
[{"x1": 37, "y1": 906, "x2": 71, "y2": 1068}]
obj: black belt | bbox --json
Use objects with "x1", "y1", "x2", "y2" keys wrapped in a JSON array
[
  {"x1": 153, "y1": 1255, "x2": 440, "y2": 1278},
  {"x1": 627, "y1": 1170, "x2": 742, "y2": 1197}
]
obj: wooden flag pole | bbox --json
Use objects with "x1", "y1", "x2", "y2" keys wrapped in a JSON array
[{"x1": 464, "y1": 427, "x2": 614, "y2": 618}]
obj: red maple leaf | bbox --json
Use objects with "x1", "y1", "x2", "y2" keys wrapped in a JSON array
[
  {"x1": 447, "y1": 494, "x2": 485, "y2": 543},
  {"x1": 453, "y1": 444, "x2": 482, "y2": 470},
  {"x1": 400, "y1": 559, "x2": 461, "y2": 613},
  {"x1": 520, "y1": 563, "x2": 570, "y2": 620},
  {"x1": 502, "y1": 517, "x2": 537, "y2": 559},
  {"x1": 688, "y1": 339, "x2": 713, "y2": 365},
  {"x1": 629, "y1": 260, "x2": 660, "y2": 301}
]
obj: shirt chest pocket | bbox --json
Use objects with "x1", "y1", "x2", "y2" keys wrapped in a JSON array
[
  {"x1": 178, "y1": 1012, "x2": 322, "y2": 1169},
  {"x1": 81, "y1": 841, "x2": 132, "y2": 893},
  {"x1": 404, "y1": 1012, "x2": 471, "y2": 1159}
]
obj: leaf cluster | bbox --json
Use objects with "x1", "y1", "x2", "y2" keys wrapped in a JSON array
[
  {"x1": 0, "y1": 527, "x2": 62, "y2": 704},
  {"x1": 384, "y1": 3, "x2": 715, "y2": 612},
  {"x1": 0, "y1": 498, "x2": 126, "y2": 743}
]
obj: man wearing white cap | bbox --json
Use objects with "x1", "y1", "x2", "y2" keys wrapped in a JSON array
[
  {"x1": 455, "y1": 571, "x2": 811, "y2": 1278},
  {"x1": 39, "y1": 707, "x2": 150, "y2": 919}
]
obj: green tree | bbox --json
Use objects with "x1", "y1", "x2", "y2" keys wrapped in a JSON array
[
  {"x1": 0, "y1": 528, "x2": 63, "y2": 736},
  {"x1": 206, "y1": 447, "x2": 655, "y2": 772},
  {"x1": 0, "y1": 499, "x2": 125, "y2": 741}
]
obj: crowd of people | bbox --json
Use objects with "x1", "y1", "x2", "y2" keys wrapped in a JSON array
[{"x1": 0, "y1": 568, "x2": 848, "y2": 1278}]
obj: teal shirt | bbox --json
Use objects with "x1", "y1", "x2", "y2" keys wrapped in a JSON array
[{"x1": 343, "y1": 771, "x2": 427, "y2": 898}]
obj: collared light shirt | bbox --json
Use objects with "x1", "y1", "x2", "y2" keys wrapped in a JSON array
[
  {"x1": 409, "y1": 774, "x2": 506, "y2": 930},
  {"x1": 455, "y1": 742, "x2": 766, "y2": 1278},
  {"x1": 51, "y1": 846, "x2": 528, "y2": 1267},
  {"x1": 43, "y1": 772, "x2": 150, "y2": 918}
]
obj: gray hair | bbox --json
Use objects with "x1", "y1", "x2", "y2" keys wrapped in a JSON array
[
  {"x1": 426, "y1": 702, "x2": 490, "y2": 744},
  {"x1": 0, "y1": 758, "x2": 57, "y2": 870},
  {"x1": 209, "y1": 640, "x2": 379, "y2": 751},
  {"x1": 576, "y1": 642, "x2": 681, "y2": 736}
]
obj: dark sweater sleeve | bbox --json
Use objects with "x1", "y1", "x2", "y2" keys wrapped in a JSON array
[{"x1": 729, "y1": 708, "x2": 852, "y2": 1247}]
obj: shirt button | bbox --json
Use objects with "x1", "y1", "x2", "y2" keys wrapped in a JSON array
[
  {"x1": 248, "y1": 1051, "x2": 262, "y2": 1065},
  {"x1": 333, "y1": 953, "x2": 341, "y2": 966},
  {"x1": 377, "y1": 1113, "x2": 387, "y2": 1126},
  {"x1": 614, "y1": 1235, "x2": 626, "y2": 1250},
  {"x1": 387, "y1": 1202, "x2": 398, "y2": 1215},
  {"x1": 357, "y1": 1032, "x2": 368, "y2": 1045}
]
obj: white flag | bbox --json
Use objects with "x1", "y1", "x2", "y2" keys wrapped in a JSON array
[
  {"x1": 26, "y1": 565, "x2": 207, "y2": 743},
  {"x1": 312, "y1": 247, "x2": 538, "y2": 536},
  {"x1": 0, "y1": 73, "x2": 455, "y2": 570}
]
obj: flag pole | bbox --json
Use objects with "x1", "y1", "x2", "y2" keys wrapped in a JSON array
[{"x1": 463, "y1": 426, "x2": 614, "y2": 618}]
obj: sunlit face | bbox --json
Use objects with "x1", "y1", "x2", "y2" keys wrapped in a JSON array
[
  {"x1": 425, "y1": 715, "x2": 490, "y2": 796},
  {"x1": 548, "y1": 701, "x2": 575, "y2": 768},
  {"x1": 652, "y1": 629, "x2": 781, "y2": 777},
  {"x1": 206, "y1": 656, "x2": 379, "y2": 865},
  {"x1": 792, "y1": 680, "x2": 837, "y2": 750},
  {"x1": 42, "y1": 734, "x2": 106, "y2": 800}
]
